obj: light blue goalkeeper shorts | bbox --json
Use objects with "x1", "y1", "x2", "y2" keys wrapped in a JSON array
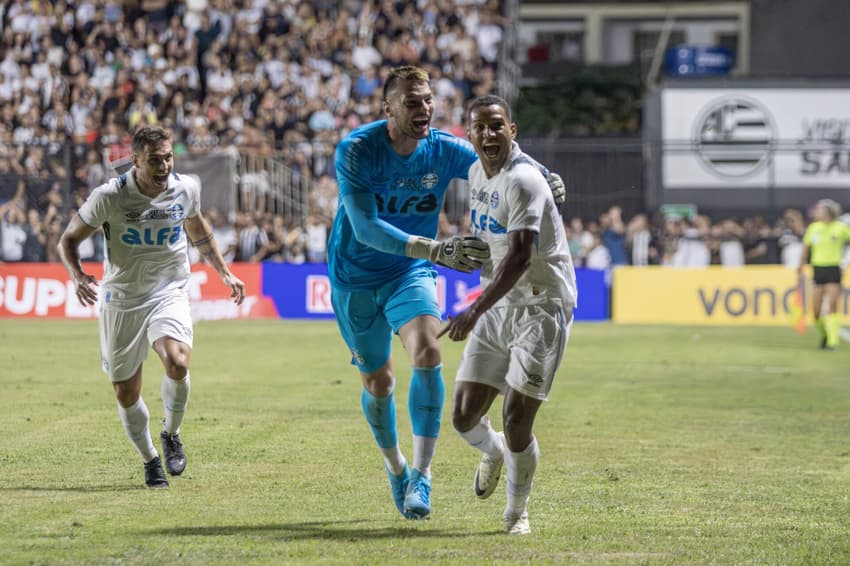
[{"x1": 331, "y1": 266, "x2": 441, "y2": 373}]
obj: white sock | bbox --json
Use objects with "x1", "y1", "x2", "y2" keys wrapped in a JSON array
[
  {"x1": 161, "y1": 373, "x2": 190, "y2": 435},
  {"x1": 504, "y1": 436, "x2": 539, "y2": 517},
  {"x1": 381, "y1": 447, "x2": 406, "y2": 476},
  {"x1": 412, "y1": 435, "x2": 437, "y2": 477},
  {"x1": 457, "y1": 417, "x2": 504, "y2": 459},
  {"x1": 117, "y1": 397, "x2": 157, "y2": 463}
]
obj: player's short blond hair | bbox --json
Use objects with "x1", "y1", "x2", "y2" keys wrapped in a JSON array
[
  {"x1": 817, "y1": 198, "x2": 842, "y2": 219},
  {"x1": 382, "y1": 66, "x2": 430, "y2": 101}
]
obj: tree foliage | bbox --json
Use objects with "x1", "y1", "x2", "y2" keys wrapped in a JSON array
[{"x1": 515, "y1": 66, "x2": 643, "y2": 137}]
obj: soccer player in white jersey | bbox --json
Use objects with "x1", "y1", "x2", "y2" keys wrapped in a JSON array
[
  {"x1": 439, "y1": 95, "x2": 578, "y2": 534},
  {"x1": 57, "y1": 126, "x2": 246, "y2": 488}
]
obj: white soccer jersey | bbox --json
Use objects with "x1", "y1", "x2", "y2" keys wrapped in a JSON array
[
  {"x1": 467, "y1": 143, "x2": 577, "y2": 308},
  {"x1": 78, "y1": 169, "x2": 200, "y2": 310}
]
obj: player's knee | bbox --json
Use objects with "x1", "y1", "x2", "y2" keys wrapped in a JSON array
[
  {"x1": 164, "y1": 355, "x2": 190, "y2": 379},
  {"x1": 114, "y1": 384, "x2": 139, "y2": 408},
  {"x1": 363, "y1": 371, "x2": 394, "y2": 398},
  {"x1": 410, "y1": 342, "x2": 441, "y2": 368},
  {"x1": 451, "y1": 405, "x2": 478, "y2": 433}
]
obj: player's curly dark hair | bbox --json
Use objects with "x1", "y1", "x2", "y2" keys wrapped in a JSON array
[
  {"x1": 132, "y1": 125, "x2": 172, "y2": 156},
  {"x1": 466, "y1": 95, "x2": 512, "y2": 122}
]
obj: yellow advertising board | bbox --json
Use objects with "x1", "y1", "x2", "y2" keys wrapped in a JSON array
[{"x1": 612, "y1": 266, "x2": 828, "y2": 325}]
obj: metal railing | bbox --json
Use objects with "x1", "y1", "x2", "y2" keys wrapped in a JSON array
[
  {"x1": 235, "y1": 152, "x2": 312, "y2": 221},
  {"x1": 498, "y1": 0, "x2": 521, "y2": 103}
]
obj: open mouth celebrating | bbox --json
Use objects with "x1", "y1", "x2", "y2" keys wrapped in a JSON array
[
  {"x1": 483, "y1": 144, "x2": 500, "y2": 158},
  {"x1": 412, "y1": 116, "x2": 430, "y2": 133}
]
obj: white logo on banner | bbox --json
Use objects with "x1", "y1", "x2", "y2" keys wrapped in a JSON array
[{"x1": 693, "y1": 96, "x2": 777, "y2": 179}]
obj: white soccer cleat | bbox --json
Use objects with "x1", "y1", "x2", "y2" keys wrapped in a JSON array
[
  {"x1": 473, "y1": 450, "x2": 504, "y2": 499},
  {"x1": 503, "y1": 511, "x2": 531, "y2": 535},
  {"x1": 472, "y1": 421, "x2": 504, "y2": 499}
]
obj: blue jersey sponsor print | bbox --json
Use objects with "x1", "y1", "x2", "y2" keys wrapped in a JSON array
[{"x1": 328, "y1": 121, "x2": 477, "y2": 290}]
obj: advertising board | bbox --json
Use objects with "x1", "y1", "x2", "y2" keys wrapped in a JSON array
[{"x1": 612, "y1": 266, "x2": 815, "y2": 325}]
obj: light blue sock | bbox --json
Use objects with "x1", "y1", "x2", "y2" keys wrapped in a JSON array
[
  {"x1": 361, "y1": 388, "x2": 399, "y2": 449},
  {"x1": 408, "y1": 365, "x2": 444, "y2": 438}
]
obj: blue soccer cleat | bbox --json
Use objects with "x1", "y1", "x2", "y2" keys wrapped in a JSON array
[
  {"x1": 385, "y1": 463, "x2": 410, "y2": 517},
  {"x1": 403, "y1": 469, "x2": 432, "y2": 519}
]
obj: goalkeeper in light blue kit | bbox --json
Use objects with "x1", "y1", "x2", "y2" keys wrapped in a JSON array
[{"x1": 328, "y1": 66, "x2": 565, "y2": 519}]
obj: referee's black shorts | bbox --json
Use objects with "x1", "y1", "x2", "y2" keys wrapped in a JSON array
[{"x1": 813, "y1": 265, "x2": 842, "y2": 285}]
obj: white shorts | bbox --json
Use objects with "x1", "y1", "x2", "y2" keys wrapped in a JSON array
[
  {"x1": 98, "y1": 291, "x2": 194, "y2": 382},
  {"x1": 455, "y1": 302, "x2": 572, "y2": 401}
]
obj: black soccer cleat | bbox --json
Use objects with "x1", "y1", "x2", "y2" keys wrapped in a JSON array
[
  {"x1": 144, "y1": 456, "x2": 169, "y2": 489},
  {"x1": 160, "y1": 431, "x2": 187, "y2": 476}
]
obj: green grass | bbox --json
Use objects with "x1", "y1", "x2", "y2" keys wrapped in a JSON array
[{"x1": 1, "y1": 320, "x2": 849, "y2": 565}]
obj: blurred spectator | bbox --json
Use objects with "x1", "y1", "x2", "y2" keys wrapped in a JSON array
[
  {"x1": 658, "y1": 214, "x2": 683, "y2": 266},
  {"x1": 778, "y1": 208, "x2": 805, "y2": 269},
  {"x1": 185, "y1": 118, "x2": 220, "y2": 154},
  {"x1": 22, "y1": 208, "x2": 47, "y2": 262},
  {"x1": 566, "y1": 217, "x2": 592, "y2": 267},
  {"x1": 352, "y1": 36, "x2": 383, "y2": 72},
  {"x1": 0, "y1": 158, "x2": 22, "y2": 202},
  {"x1": 743, "y1": 216, "x2": 779, "y2": 265},
  {"x1": 304, "y1": 214, "x2": 327, "y2": 263},
  {"x1": 585, "y1": 232, "x2": 612, "y2": 270},
  {"x1": 600, "y1": 206, "x2": 628, "y2": 266},
  {"x1": 716, "y1": 219, "x2": 745, "y2": 267},
  {"x1": 283, "y1": 218, "x2": 306, "y2": 264},
  {"x1": 0, "y1": 204, "x2": 27, "y2": 262},
  {"x1": 206, "y1": 207, "x2": 238, "y2": 263},
  {"x1": 235, "y1": 211, "x2": 268, "y2": 262},
  {"x1": 671, "y1": 216, "x2": 711, "y2": 267},
  {"x1": 626, "y1": 213, "x2": 656, "y2": 266},
  {"x1": 308, "y1": 174, "x2": 338, "y2": 224},
  {"x1": 251, "y1": 214, "x2": 286, "y2": 261},
  {"x1": 353, "y1": 67, "x2": 381, "y2": 100}
]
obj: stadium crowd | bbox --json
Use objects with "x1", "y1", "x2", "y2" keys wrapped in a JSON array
[
  {"x1": 565, "y1": 206, "x2": 808, "y2": 270},
  {"x1": 0, "y1": 0, "x2": 505, "y2": 257},
  {"x1": 0, "y1": 0, "x2": 820, "y2": 270}
]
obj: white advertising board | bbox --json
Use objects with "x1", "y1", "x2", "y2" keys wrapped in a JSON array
[{"x1": 661, "y1": 89, "x2": 850, "y2": 188}]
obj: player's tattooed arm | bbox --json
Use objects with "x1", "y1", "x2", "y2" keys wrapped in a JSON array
[
  {"x1": 189, "y1": 230, "x2": 226, "y2": 275},
  {"x1": 191, "y1": 233, "x2": 214, "y2": 251}
]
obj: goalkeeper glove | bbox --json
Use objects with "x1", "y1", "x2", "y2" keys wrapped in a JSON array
[
  {"x1": 547, "y1": 172, "x2": 565, "y2": 206},
  {"x1": 406, "y1": 236, "x2": 490, "y2": 273}
]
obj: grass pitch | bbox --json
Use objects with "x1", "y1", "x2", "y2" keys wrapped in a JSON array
[{"x1": 1, "y1": 319, "x2": 848, "y2": 565}]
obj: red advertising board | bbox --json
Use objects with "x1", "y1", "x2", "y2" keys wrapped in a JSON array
[{"x1": 0, "y1": 263, "x2": 278, "y2": 319}]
